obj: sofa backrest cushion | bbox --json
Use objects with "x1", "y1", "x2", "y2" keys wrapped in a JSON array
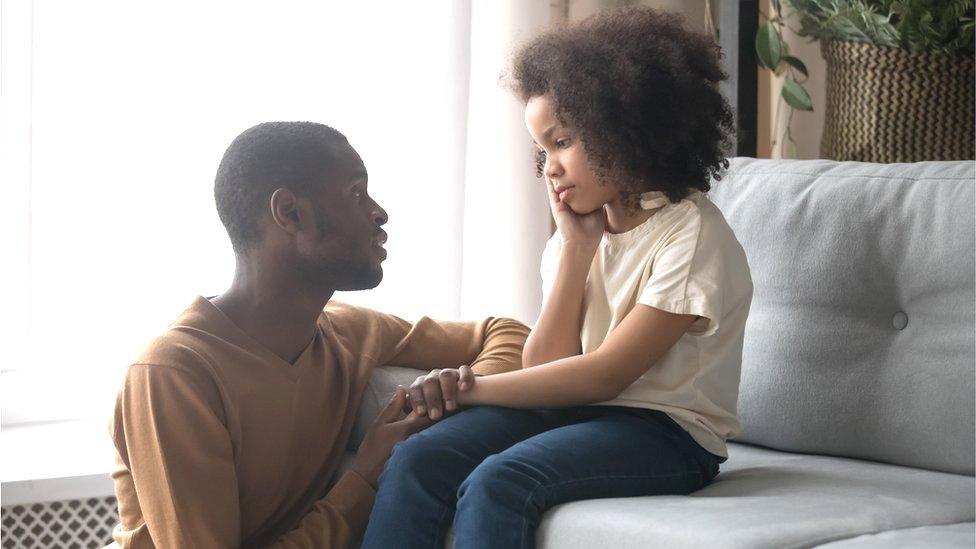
[{"x1": 708, "y1": 158, "x2": 975, "y2": 475}]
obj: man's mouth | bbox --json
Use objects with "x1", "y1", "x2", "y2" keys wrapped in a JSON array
[{"x1": 373, "y1": 231, "x2": 388, "y2": 259}]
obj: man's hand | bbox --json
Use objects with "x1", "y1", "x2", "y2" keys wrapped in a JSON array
[
  {"x1": 351, "y1": 386, "x2": 430, "y2": 488},
  {"x1": 407, "y1": 366, "x2": 475, "y2": 421}
]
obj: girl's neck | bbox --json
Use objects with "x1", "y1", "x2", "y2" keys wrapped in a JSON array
[{"x1": 605, "y1": 198, "x2": 660, "y2": 235}]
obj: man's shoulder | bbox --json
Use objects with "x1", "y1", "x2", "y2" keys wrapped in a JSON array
[
  {"x1": 323, "y1": 300, "x2": 402, "y2": 331},
  {"x1": 129, "y1": 324, "x2": 218, "y2": 379},
  {"x1": 322, "y1": 301, "x2": 415, "y2": 357}
]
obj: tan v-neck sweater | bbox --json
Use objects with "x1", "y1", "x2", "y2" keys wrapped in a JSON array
[{"x1": 110, "y1": 297, "x2": 528, "y2": 548}]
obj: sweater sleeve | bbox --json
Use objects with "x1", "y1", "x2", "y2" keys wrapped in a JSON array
[
  {"x1": 327, "y1": 303, "x2": 529, "y2": 375},
  {"x1": 112, "y1": 363, "x2": 375, "y2": 549},
  {"x1": 112, "y1": 363, "x2": 241, "y2": 549},
  {"x1": 262, "y1": 470, "x2": 375, "y2": 548}
]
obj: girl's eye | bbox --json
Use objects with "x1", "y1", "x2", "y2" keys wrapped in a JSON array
[{"x1": 555, "y1": 138, "x2": 571, "y2": 149}]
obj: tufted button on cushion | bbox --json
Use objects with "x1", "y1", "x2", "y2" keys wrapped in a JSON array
[{"x1": 892, "y1": 311, "x2": 909, "y2": 330}]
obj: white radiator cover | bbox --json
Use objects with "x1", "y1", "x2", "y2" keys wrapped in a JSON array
[{"x1": 1, "y1": 496, "x2": 117, "y2": 549}]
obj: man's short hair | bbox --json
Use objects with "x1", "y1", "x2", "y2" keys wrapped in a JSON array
[{"x1": 214, "y1": 121, "x2": 348, "y2": 254}]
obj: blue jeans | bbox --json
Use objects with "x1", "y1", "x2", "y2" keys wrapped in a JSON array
[{"x1": 361, "y1": 405, "x2": 722, "y2": 549}]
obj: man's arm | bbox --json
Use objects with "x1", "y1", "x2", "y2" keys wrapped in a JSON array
[
  {"x1": 113, "y1": 363, "x2": 241, "y2": 548},
  {"x1": 269, "y1": 388, "x2": 429, "y2": 548},
  {"x1": 377, "y1": 313, "x2": 530, "y2": 376},
  {"x1": 113, "y1": 363, "x2": 424, "y2": 549},
  {"x1": 361, "y1": 308, "x2": 529, "y2": 420}
]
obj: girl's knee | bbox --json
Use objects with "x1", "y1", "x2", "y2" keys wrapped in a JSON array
[
  {"x1": 385, "y1": 433, "x2": 443, "y2": 474},
  {"x1": 458, "y1": 454, "x2": 542, "y2": 503}
]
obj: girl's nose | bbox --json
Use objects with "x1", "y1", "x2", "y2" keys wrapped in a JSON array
[{"x1": 546, "y1": 158, "x2": 564, "y2": 179}]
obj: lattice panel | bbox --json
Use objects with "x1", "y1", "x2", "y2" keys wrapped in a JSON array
[{"x1": 1, "y1": 496, "x2": 118, "y2": 549}]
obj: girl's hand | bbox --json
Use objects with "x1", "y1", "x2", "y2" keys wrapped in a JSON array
[{"x1": 546, "y1": 178, "x2": 606, "y2": 250}]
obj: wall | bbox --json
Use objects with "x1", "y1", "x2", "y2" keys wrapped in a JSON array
[
  {"x1": 559, "y1": 0, "x2": 829, "y2": 159},
  {"x1": 766, "y1": 0, "x2": 828, "y2": 159}
]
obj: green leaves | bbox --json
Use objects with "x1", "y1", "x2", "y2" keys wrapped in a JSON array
[
  {"x1": 756, "y1": 23, "x2": 783, "y2": 69},
  {"x1": 782, "y1": 55, "x2": 809, "y2": 77},
  {"x1": 755, "y1": 7, "x2": 816, "y2": 113},
  {"x1": 782, "y1": 79, "x2": 814, "y2": 111},
  {"x1": 787, "y1": 0, "x2": 973, "y2": 54},
  {"x1": 890, "y1": 0, "x2": 975, "y2": 55}
]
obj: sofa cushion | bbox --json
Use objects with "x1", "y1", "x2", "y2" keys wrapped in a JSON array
[
  {"x1": 708, "y1": 159, "x2": 976, "y2": 475},
  {"x1": 534, "y1": 442, "x2": 975, "y2": 549},
  {"x1": 815, "y1": 522, "x2": 975, "y2": 548},
  {"x1": 348, "y1": 366, "x2": 430, "y2": 451}
]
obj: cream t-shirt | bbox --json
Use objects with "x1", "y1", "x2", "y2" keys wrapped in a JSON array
[{"x1": 540, "y1": 190, "x2": 752, "y2": 457}]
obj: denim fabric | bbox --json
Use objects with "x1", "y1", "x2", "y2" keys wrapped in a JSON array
[{"x1": 361, "y1": 405, "x2": 722, "y2": 549}]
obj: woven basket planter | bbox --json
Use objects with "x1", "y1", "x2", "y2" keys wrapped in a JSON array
[{"x1": 820, "y1": 40, "x2": 975, "y2": 162}]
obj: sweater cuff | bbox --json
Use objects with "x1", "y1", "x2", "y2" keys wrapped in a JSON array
[
  {"x1": 471, "y1": 361, "x2": 521, "y2": 375},
  {"x1": 325, "y1": 470, "x2": 377, "y2": 535}
]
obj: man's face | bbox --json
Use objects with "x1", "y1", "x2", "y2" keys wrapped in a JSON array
[{"x1": 296, "y1": 142, "x2": 389, "y2": 291}]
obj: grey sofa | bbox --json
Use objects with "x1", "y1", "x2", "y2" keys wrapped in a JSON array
[{"x1": 347, "y1": 158, "x2": 976, "y2": 548}]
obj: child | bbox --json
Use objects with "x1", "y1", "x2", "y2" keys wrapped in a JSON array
[{"x1": 361, "y1": 7, "x2": 752, "y2": 548}]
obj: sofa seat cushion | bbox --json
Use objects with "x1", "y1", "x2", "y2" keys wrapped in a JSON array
[
  {"x1": 815, "y1": 522, "x2": 975, "y2": 548},
  {"x1": 534, "y1": 442, "x2": 975, "y2": 549}
]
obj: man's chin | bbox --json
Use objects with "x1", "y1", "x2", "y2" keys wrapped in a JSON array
[{"x1": 336, "y1": 266, "x2": 383, "y2": 291}]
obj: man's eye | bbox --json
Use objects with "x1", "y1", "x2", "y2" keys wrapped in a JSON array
[{"x1": 352, "y1": 188, "x2": 363, "y2": 198}]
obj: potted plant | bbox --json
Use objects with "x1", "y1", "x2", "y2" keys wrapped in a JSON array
[{"x1": 756, "y1": 0, "x2": 974, "y2": 161}]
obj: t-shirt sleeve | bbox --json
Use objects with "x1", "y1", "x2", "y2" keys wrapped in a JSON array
[
  {"x1": 637, "y1": 210, "x2": 724, "y2": 337},
  {"x1": 539, "y1": 231, "x2": 562, "y2": 303}
]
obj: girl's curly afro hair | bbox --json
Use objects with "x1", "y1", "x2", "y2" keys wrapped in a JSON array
[{"x1": 511, "y1": 7, "x2": 734, "y2": 205}]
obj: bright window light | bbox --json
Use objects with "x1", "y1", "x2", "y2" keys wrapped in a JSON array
[{"x1": 1, "y1": 0, "x2": 471, "y2": 424}]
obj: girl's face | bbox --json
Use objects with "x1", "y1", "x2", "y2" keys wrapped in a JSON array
[{"x1": 524, "y1": 94, "x2": 618, "y2": 215}]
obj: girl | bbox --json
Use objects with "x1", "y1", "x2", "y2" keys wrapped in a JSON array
[{"x1": 362, "y1": 7, "x2": 752, "y2": 548}]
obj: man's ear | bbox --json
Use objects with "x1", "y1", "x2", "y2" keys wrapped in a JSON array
[{"x1": 269, "y1": 188, "x2": 302, "y2": 234}]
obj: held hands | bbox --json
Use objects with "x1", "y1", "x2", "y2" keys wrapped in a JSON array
[
  {"x1": 546, "y1": 178, "x2": 606, "y2": 251},
  {"x1": 352, "y1": 367, "x2": 476, "y2": 486},
  {"x1": 351, "y1": 386, "x2": 431, "y2": 487},
  {"x1": 407, "y1": 365, "x2": 475, "y2": 421}
]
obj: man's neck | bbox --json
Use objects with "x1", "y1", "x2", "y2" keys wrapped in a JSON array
[{"x1": 211, "y1": 257, "x2": 334, "y2": 365}]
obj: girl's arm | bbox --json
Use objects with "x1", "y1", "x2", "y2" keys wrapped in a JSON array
[
  {"x1": 460, "y1": 304, "x2": 699, "y2": 408},
  {"x1": 521, "y1": 242, "x2": 593, "y2": 367},
  {"x1": 522, "y1": 180, "x2": 606, "y2": 368}
]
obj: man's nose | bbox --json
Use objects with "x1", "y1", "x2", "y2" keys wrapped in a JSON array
[{"x1": 371, "y1": 201, "x2": 388, "y2": 226}]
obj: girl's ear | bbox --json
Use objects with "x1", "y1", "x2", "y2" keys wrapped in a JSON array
[{"x1": 269, "y1": 188, "x2": 302, "y2": 234}]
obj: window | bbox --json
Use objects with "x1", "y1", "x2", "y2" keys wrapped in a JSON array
[{"x1": 1, "y1": 0, "x2": 474, "y2": 424}]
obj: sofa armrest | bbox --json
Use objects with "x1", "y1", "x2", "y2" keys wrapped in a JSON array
[{"x1": 348, "y1": 366, "x2": 428, "y2": 451}]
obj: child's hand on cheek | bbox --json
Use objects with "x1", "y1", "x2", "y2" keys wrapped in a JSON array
[{"x1": 547, "y1": 179, "x2": 607, "y2": 250}]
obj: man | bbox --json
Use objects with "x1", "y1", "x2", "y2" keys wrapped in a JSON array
[{"x1": 109, "y1": 122, "x2": 529, "y2": 548}]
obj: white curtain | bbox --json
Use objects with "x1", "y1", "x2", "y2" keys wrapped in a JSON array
[
  {"x1": 0, "y1": 0, "x2": 551, "y2": 425},
  {"x1": 460, "y1": 0, "x2": 551, "y2": 324}
]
